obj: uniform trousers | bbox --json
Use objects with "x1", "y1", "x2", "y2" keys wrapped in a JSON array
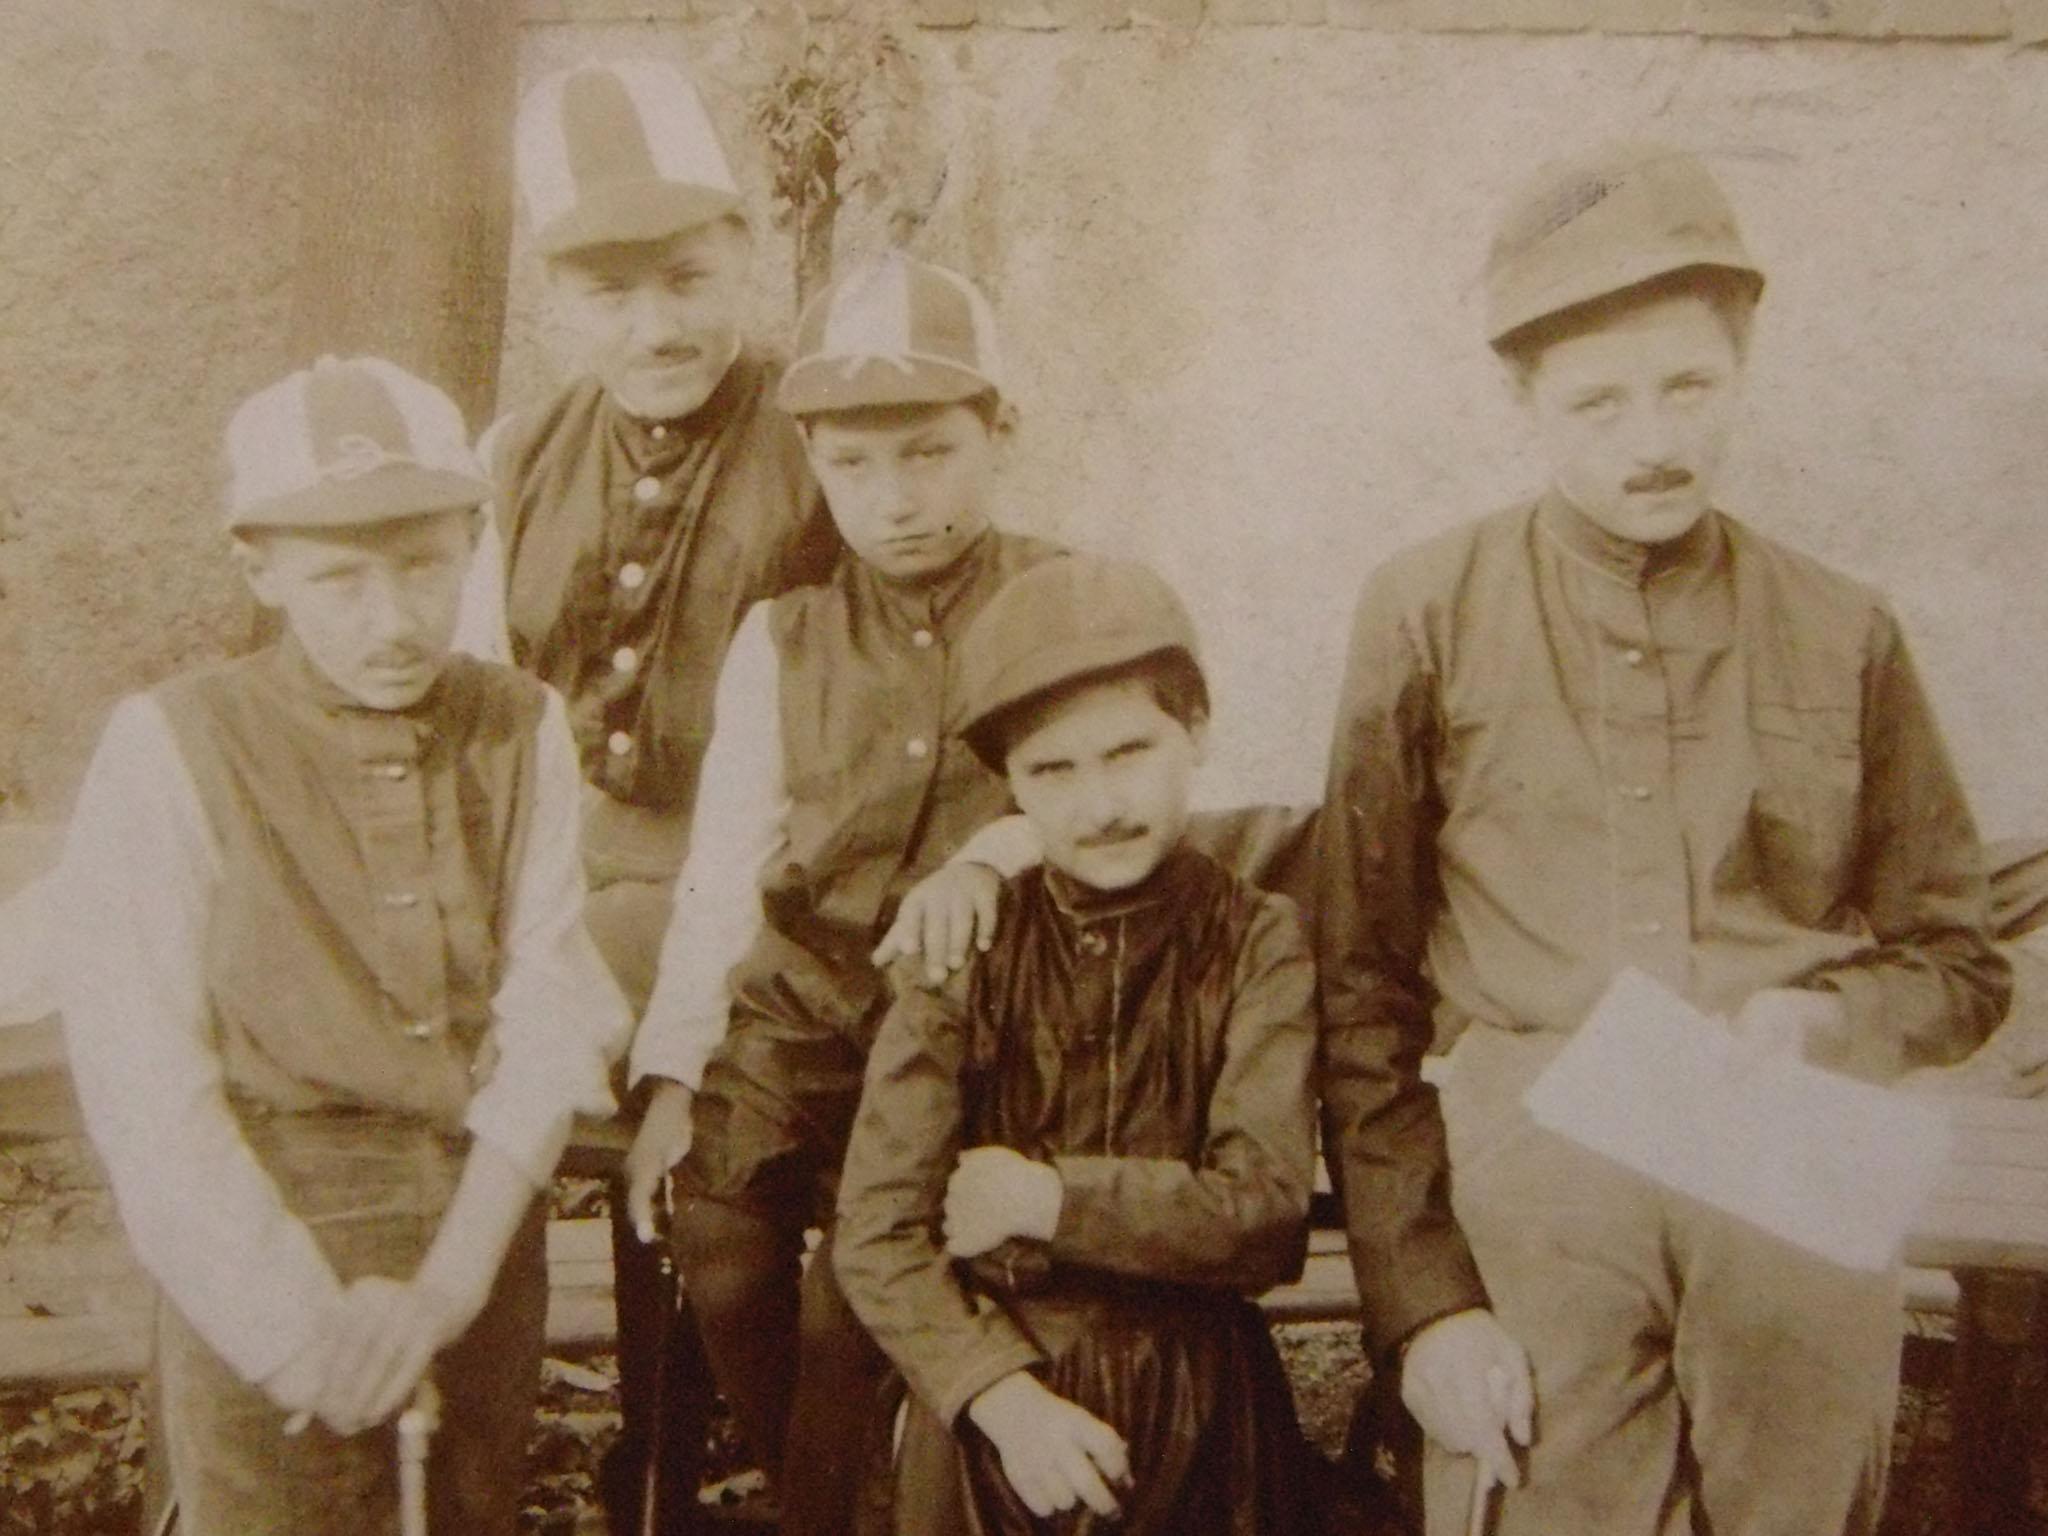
[
  {"x1": 671, "y1": 995, "x2": 891, "y2": 1536},
  {"x1": 580, "y1": 790, "x2": 717, "y2": 1536},
  {"x1": 1424, "y1": 1027, "x2": 1899, "y2": 1536},
  {"x1": 157, "y1": 1113, "x2": 546, "y2": 1536}
]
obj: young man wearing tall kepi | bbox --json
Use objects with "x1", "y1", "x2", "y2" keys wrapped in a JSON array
[{"x1": 456, "y1": 58, "x2": 842, "y2": 1530}]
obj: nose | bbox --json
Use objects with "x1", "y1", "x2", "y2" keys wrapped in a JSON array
[
  {"x1": 1622, "y1": 398, "x2": 1682, "y2": 465},
  {"x1": 626, "y1": 283, "x2": 696, "y2": 351},
  {"x1": 362, "y1": 571, "x2": 417, "y2": 643},
  {"x1": 874, "y1": 464, "x2": 921, "y2": 526},
  {"x1": 1074, "y1": 766, "x2": 1126, "y2": 834}
]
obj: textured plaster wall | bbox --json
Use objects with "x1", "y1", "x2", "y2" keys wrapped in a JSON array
[
  {"x1": 0, "y1": 0, "x2": 513, "y2": 822},
  {"x1": 508, "y1": 19, "x2": 2048, "y2": 836}
]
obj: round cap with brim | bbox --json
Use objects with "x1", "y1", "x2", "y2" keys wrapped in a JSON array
[
  {"x1": 779, "y1": 254, "x2": 1005, "y2": 417},
  {"x1": 519, "y1": 59, "x2": 742, "y2": 258},
  {"x1": 223, "y1": 356, "x2": 490, "y2": 533},
  {"x1": 957, "y1": 555, "x2": 1205, "y2": 765},
  {"x1": 1485, "y1": 142, "x2": 1763, "y2": 347}
]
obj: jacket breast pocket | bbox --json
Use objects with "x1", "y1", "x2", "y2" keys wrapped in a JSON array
[{"x1": 1748, "y1": 700, "x2": 1864, "y2": 922}]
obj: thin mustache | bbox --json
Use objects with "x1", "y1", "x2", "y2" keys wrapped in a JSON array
[
  {"x1": 1624, "y1": 467, "x2": 1693, "y2": 495},
  {"x1": 1078, "y1": 824, "x2": 1148, "y2": 849}
]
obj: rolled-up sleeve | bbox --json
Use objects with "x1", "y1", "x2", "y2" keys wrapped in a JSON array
[
  {"x1": 1316, "y1": 572, "x2": 1488, "y2": 1358},
  {"x1": 55, "y1": 696, "x2": 343, "y2": 1385},
  {"x1": 465, "y1": 688, "x2": 632, "y2": 1188},
  {"x1": 835, "y1": 963, "x2": 1044, "y2": 1427},
  {"x1": 1047, "y1": 897, "x2": 1316, "y2": 1294},
  {"x1": 1801, "y1": 608, "x2": 2010, "y2": 1080}
]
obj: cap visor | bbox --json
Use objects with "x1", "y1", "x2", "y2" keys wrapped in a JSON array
[
  {"x1": 536, "y1": 181, "x2": 743, "y2": 258},
  {"x1": 777, "y1": 356, "x2": 997, "y2": 418},
  {"x1": 1489, "y1": 252, "x2": 1763, "y2": 345},
  {"x1": 227, "y1": 465, "x2": 490, "y2": 532}
]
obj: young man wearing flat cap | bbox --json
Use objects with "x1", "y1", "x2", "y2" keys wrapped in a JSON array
[
  {"x1": 1317, "y1": 142, "x2": 2008, "y2": 1534},
  {"x1": 54, "y1": 357, "x2": 629, "y2": 1535},
  {"x1": 455, "y1": 58, "x2": 841, "y2": 1529}
]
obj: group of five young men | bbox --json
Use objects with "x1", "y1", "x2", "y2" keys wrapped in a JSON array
[{"x1": 53, "y1": 55, "x2": 2007, "y2": 1536}]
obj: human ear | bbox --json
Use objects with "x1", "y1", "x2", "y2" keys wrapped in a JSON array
[{"x1": 230, "y1": 536, "x2": 280, "y2": 607}]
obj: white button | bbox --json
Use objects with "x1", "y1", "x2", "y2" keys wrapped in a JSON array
[
  {"x1": 911, "y1": 628, "x2": 935, "y2": 650},
  {"x1": 370, "y1": 762, "x2": 409, "y2": 781},
  {"x1": 618, "y1": 562, "x2": 647, "y2": 591},
  {"x1": 633, "y1": 475, "x2": 661, "y2": 503},
  {"x1": 1622, "y1": 647, "x2": 1646, "y2": 666},
  {"x1": 1078, "y1": 931, "x2": 1109, "y2": 957},
  {"x1": 608, "y1": 731, "x2": 633, "y2": 757},
  {"x1": 1621, "y1": 784, "x2": 1652, "y2": 801},
  {"x1": 905, "y1": 737, "x2": 930, "y2": 760},
  {"x1": 403, "y1": 1020, "x2": 435, "y2": 1041},
  {"x1": 612, "y1": 646, "x2": 638, "y2": 674},
  {"x1": 381, "y1": 891, "x2": 421, "y2": 910},
  {"x1": 650, "y1": 424, "x2": 668, "y2": 441}
]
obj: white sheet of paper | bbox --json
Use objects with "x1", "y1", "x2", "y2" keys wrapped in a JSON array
[{"x1": 1522, "y1": 968, "x2": 1951, "y2": 1272}]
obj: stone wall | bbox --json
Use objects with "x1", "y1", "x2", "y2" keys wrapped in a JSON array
[
  {"x1": 507, "y1": 7, "x2": 2048, "y2": 835},
  {"x1": 7, "y1": 3, "x2": 2047, "y2": 841},
  {"x1": 0, "y1": 0, "x2": 514, "y2": 821}
]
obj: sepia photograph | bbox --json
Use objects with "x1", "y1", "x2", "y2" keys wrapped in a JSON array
[{"x1": 3, "y1": 1, "x2": 2048, "y2": 1533}]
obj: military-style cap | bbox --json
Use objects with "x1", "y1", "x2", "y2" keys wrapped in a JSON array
[
  {"x1": 517, "y1": 59, "x2": 741, "y2": 258},
  {"x1": 778, "y1": 254, "x2": 1005, "y2": 418},
  {"x1": 1485, "y1": 142, "x2": 1764, "y2": 347},
  {"x1": 223, "y1": 356, "x2": 489, "y2": 533},
  {"x1": 957, "y1": 555, "x2": 1206, "y2": 766}
]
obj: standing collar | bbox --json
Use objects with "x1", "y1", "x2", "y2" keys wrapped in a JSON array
[
  {"x1": 1534, "y1": 488, "x2": 1727, "y2": 589},
  {"x1": 851, "y1": 526, "x2": 1001, "y2": 635},
  {"x1": 267, "y1": 633, "x2": 444, "y2": 743},
  {"x1": 603, "y1": 347, "x2": 755, "y2": 464},
  {"x1": 1044, "y1": 841, "x2": 1206, "y2": 926}
]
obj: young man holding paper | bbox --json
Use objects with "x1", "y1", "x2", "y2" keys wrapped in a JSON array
[{"x1": 1316, "y1": 142, "x2": 2009, "y2": 1535}]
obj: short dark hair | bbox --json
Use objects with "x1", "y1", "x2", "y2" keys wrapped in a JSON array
[
  {"x1": 1493, "y1": 265, "x2": 1761, "y2": 379},
  {"x1": 966, "y1": 648, "x2": 1209, "y2": 772}
]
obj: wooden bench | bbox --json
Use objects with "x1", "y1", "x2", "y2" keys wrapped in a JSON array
[{"x1": 4, "y1": 1079, "x2": 2044, "y2": 1532}]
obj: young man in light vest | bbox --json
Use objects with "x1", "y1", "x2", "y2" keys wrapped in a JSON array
[
  {"x1": 1317, "y1": 143, "x2": 2009, "y2": 1535},
  {"x1": 55, "y1": 356, "x2": 629, "y2": 1535},
  {"x1": 456, "y1": 59, "x2": 842, "y2": 1529},
  {"x1": 625, "y1": 254, "x2": 1062, "y2": 1535}
]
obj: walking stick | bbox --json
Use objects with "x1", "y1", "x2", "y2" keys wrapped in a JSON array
[
  {"x1": 1465, "y1": 1464, "x2": 1497, "y2": 1536},
  {"x1": 397, "y1": 1376, "x2": 443, "y2": 1536},
  {"x1": 639, "y1": 1171, "x2": 683, "y2": 1536}
]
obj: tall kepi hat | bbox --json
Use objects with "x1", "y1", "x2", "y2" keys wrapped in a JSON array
[
  {"x1": 517, "y1": 58, "x2": 741, "y2": 258},
  {"x1": 223, "y1": 356, "x2": 490, "y2": 533},
  {"x1": 778, "y1": 254, "x2": 1005, "y2": 417},
  {"x1": 1485, "y1": 142, "x2": 1764, "y2": 348}
]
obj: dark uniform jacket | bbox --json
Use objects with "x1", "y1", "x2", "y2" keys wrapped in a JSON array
[
  {"x1": 835, "y1": 845, "x2": 1317, "y2": 1427},
  {"x1": 489, "y1": 353, "x2": 838, "y2": 824},
  {"x1": 1317, "y1": 494, "x2": 2011, "y2": 1357}
]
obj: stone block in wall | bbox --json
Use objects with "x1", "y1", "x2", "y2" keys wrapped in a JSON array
[
  {"x1": 1685, "y1": 0, "x2": 1826, "y2": 34},
  {"x1": 1873, "y1": 0, "x2": 2012, "y2": 36},
  {"x1": 2015, "y1": 0, "x2": 2048, "y2": 40},
  {"x1": 913, "y1": 0, "x2": 983, "y2": 24},
  {"x1": 1580, "y1": 0, "x2": 1693, "y2": 28},
  {"x1": 1208, "y1": 0, "x2": 1327, "y2": 23},
  {"x1": 1130, "y1": 0, "x2": 1205, "y2": 22},
  {"x1": 524, "y1": 0, "x2": 691, "y2": 17},
  {"x1": 1326, "y1": 0, "x2": 1606, "y2": 32},
  {"x1": 985, "y1": 0, "x2": 1130, "y2": 25}
]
